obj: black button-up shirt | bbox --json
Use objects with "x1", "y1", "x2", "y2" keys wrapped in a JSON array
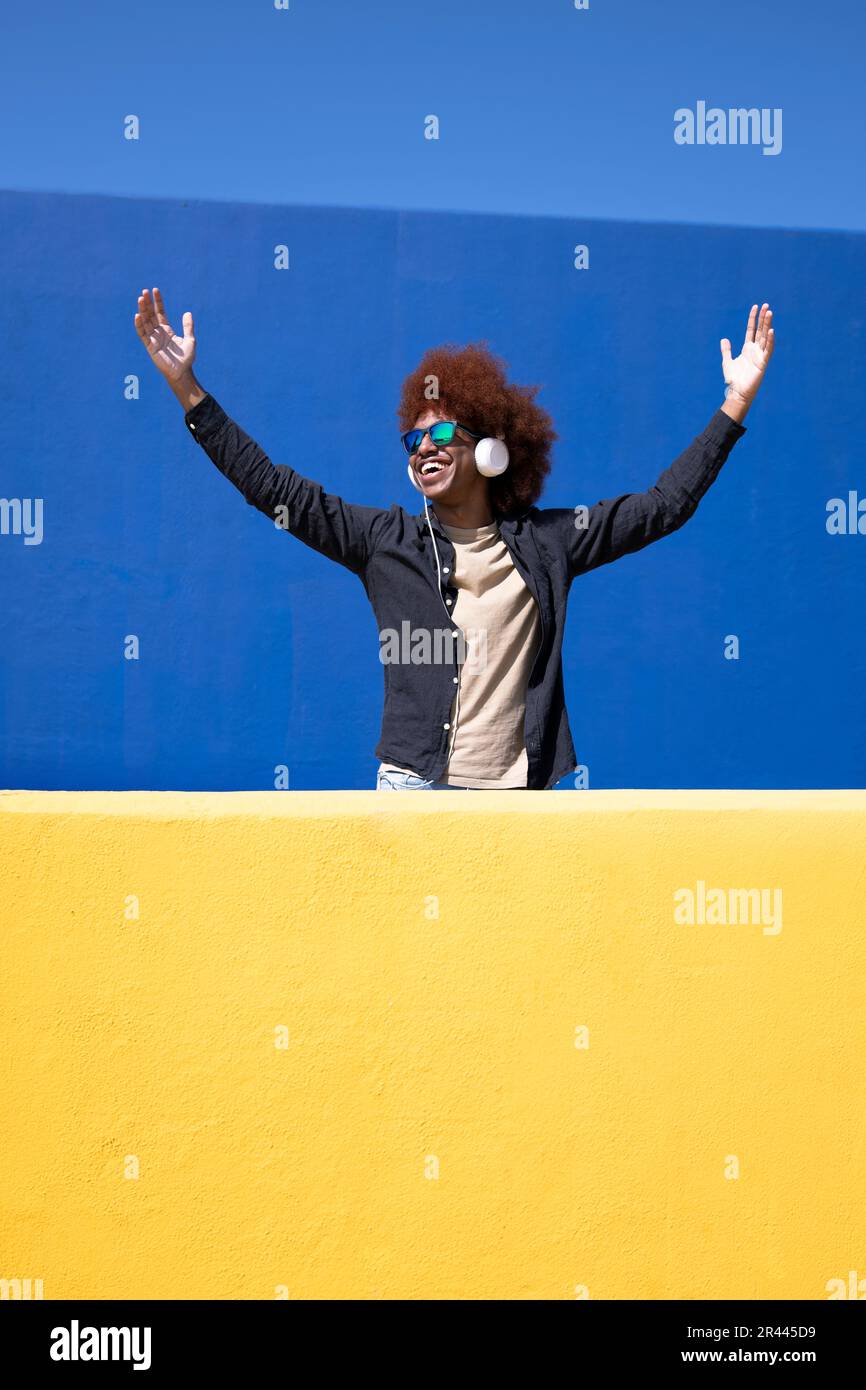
[{"x1": 184, "y1": 393, "x2": 746, "y2": 788}]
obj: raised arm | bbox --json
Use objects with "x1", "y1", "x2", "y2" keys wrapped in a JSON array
[
  {"x1": 557, "y1": 303, "x2": 775, "y2": 579},
  {"x1": 133, "y1": 287, "x2": 384, "y2": 576}
]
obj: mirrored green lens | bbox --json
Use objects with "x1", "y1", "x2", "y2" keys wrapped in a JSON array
[{"x1": 429, "y1": 422, "x2": 457, "y2": 446}]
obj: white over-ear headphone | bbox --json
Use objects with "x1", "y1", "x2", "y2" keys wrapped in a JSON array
[{"x1": 407, "y1": 434, "x2": 509, "y2": 492}]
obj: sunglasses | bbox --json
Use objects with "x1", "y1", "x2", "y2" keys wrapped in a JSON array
[{"x1": 401, "y1": 421, "x2": 484, "y2": 455}]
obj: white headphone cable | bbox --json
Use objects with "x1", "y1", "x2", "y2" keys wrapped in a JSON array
[{"x1": 424, "y1": 496, "x2": 462, "y2": 763}]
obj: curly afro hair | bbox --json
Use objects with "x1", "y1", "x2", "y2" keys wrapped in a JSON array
[{"x1": 396, "y1": 340, "x2": 557, "y2": 518}]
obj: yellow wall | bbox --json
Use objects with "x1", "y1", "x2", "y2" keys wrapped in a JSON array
[{"x1": 2, "y1": 790, "x2": 864, "y2": 1301}]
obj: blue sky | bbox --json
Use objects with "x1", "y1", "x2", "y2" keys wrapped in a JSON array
[{"x1": 2, "y1": 0, "x2": 864, "y2": 230}]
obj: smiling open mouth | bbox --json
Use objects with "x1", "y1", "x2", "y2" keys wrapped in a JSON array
[{"x1": 418, "y1": 459, "x2": 452, "y2": 478}]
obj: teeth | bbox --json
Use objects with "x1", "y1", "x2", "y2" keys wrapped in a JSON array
[{"x1": 421, "y1": 461, "x2": 446, "y2": 475}]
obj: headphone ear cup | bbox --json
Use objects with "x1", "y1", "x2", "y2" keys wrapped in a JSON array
[
  {"x1": 475, "y1": 436, "x2": 509, "y2": 477},
  {"x1": 407, "y1": 461, "x2": 424, "y2": 492}
]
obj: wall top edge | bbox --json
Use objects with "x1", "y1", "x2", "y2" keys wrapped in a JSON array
[{"x1": 2, "y1": 789, "x2": 865, "y2": 818}]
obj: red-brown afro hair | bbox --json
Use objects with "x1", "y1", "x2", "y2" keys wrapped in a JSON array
[{"x1": 396, "y1": 340, "x2": 557, "y2": 518}]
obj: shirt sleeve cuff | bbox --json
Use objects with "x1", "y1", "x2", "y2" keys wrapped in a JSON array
[
  {"x1": 184, "y1": 392, "x2": 226, "y2": 441},
  {"x1": 702, "y1": 406, "x2": 748, "y2": 443}
]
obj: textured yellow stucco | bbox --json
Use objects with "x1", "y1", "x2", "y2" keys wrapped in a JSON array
[{"x1": 1, "y1": 790, "x2": 864, "y2": 1301}]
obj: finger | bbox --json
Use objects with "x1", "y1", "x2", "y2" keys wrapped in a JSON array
[
  {"x1": 762, "y1": 306, "x2": 773, "y2": 352},
  {"x1": 744, "y1": 304, "x2": 758, "y2": 345},
  {"x1": 136, "y1": 295, "x2": 152, "y2": 340},
  {"x1": 134, "y1": 308, "x2": 155, "y2": 344},
  {"x1": 765, "y1": 325, "x2": 775, "y2": 361},
  {"x1": 138, "y1": 289, "x2": 157, "y2": 337},
  {"x1": 720, "y1": 338, "x2": 733, "y2": 369},
  {"x1": 143, "y1": 290, "x2": 165, "y2": 344},
  {"x1": 153, "y1": 286, "x2": 170, "y2": 328},
  {"x1": 758, "y1": 302, "x2": 769, "y2": 346},
  {"x1": 182, "y1": 310, "x2": 195, "y2": 340}
]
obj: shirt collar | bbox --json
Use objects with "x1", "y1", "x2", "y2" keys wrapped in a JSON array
[{"x1": 415, "y1": 506, "x2": 526, "y2": 537}]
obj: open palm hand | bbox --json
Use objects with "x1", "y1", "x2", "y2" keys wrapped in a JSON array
[
  {"x1": 134, "y1": 287, "x2": 196, "y2": 382},
  {"x1": 720, "y1": 303, "x2": 775, "y2": 405}
]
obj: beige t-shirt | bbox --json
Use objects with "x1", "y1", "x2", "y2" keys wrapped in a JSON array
[{"x1": 379, "y1": 519, "x2": 542, "y2": 788}]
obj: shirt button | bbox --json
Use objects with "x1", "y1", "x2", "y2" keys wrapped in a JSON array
[
  {"x1": 189, "y1": 422, "x2": 196, "y2": 430},
  {"x1": 452, "y1": 676, "x2": 458, "y2": 683},
  {"x1": 446, "y1": 598, "x2": 452, "y2": 606},
  {"x1": 442, "y1": 566, "x2": 449, "y2": 574},
  {"x1": 443, "y1": 722, "x2": 450, "y2": 730}
]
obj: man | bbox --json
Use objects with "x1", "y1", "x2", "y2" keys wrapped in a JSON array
[{"x1": 134, "y1": 287, "x2": 774, "y2": 790}]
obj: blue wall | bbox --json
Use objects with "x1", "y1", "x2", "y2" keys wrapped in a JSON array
[{"x1": 1, "y1": 190, "x2": 863, "y2": 790}]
